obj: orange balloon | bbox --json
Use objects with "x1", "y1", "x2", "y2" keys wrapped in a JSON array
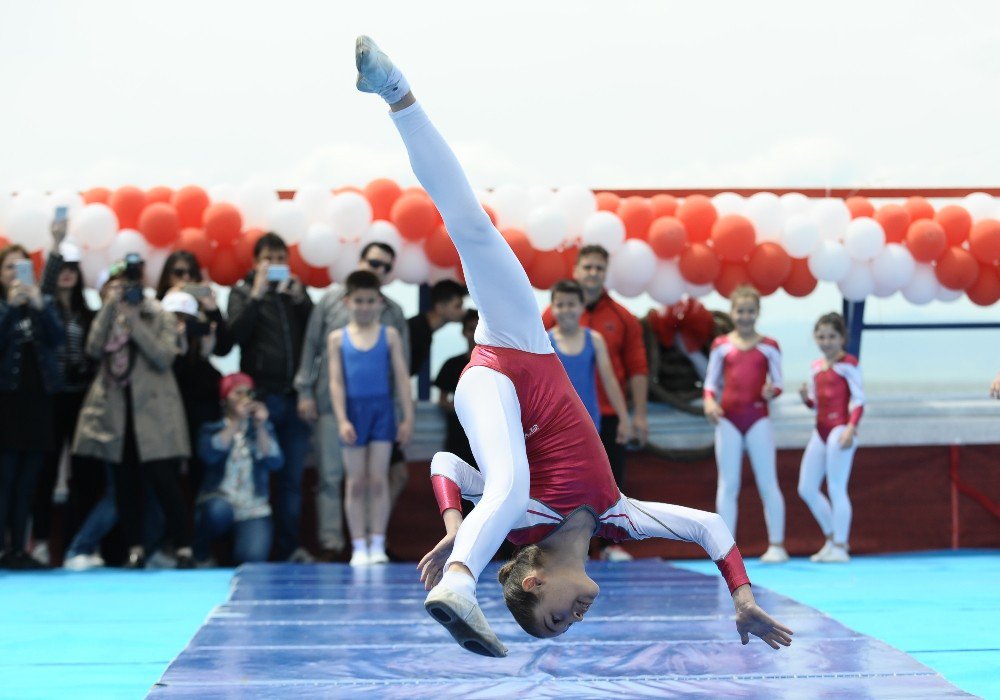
[
  {"x1": 501, "y1": 228, "x2": 535, "y2": 269},
  {"x1": 390, "y1": 193, "x2": 440, "y2": 241},
  {"x1": 172, "y1": 185, "x2": 211, "y2": 228},
  {"x1": 969, "y1": 219, "x2": 1000, "y2": 264},
  {"x1": 903, "y1": 196, "x2": 935, "y2": 222},
  {"x1": 175, "y1": 228, "x2": 214, "y2": 268},
  {"x1": 82, "y1": 187, "x2": 111, "y2": 205},
  {"x1": 678, "y1": 243, "x2": 721, "y2": 284},
  {"x1": 138, "y1": 203, "x2": 181, "y2": 247},
  {"x1": 845, "y1": 196, "x2": 875, "y2": 219},
  {"x1": 617, "y1": 196, "x2": 655, "y2": 240},
  {"x1": 935, "y1": 247, "x2": 979, "y2": 290},
  {"x1": 30, "y1": 250, "x2": 44, "y2": 278},
  {"x1": 364, "y1": 178, "x2": 403, "y2": 221},
  {"x1": 526, "y1": 249, "x2": 565, "y2": 290},
  {"x1": 424, "y1": 225, "x2": 460, "y2": 268},
  {"x1": 905, "y1": 219, "x2": 947, "y2": 262},
  {"x1": 483, "y1": 204, "x2": 498, "y2": 227},
  {"x1": 146, "y1": 186, "x2": 174, "y2": 204},
  {"x1": 874, "y1": 204, "x2": 911, "y2": 244},
  {"x1": 207, "y1": 245, "x2": 246, "y2": 286},
  {"x1": 647, "y1": 216, "x2": 687, "y2": 259},
  {"x1": 934, "y1": 205, "x2": 972, "y2": 247},
  {"x1": 0, "y1": 235, "x2": 10, "y2": 249},
  {"x1": 235, "y1": 228, "x2": 266, "y2": 268},
  {"x1": 748, "y1": 242, "x2": 792, "y2": 290},
  {"x1": 966, "y1": 263, "x2": 1000, "y2": 306},
  {"x1": 783, "y1": 257, "x2": 818, "y2": 297},
  {"x1": 650, "y1": 194, "x2": 678, "y2": 218},
  {"x1": 715, "y1": 262, "x2": 751, "y2": 298},
  {"x1": 676, "y1": 195, "x2": 717, "y2": 244},
  {"x1": 595, "y1": 192, "x2": 621, "y2": 212},
  {"x1": 401, "y1": 186, "x2": 429, "y2": 198},
  {"x1": 203, "y1": 202, "x2": 243, "y2": 246},
  {"x1": 711, "y1": 214, "x2": 756, "y2": 262},
  {"x1": 109, "y1": 186, "x2": 148, "y2": 230}
]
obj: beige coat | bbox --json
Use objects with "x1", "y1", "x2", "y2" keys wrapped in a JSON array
[{"x1": 72, "y1": 299, "x2": 190, "y2": 463}]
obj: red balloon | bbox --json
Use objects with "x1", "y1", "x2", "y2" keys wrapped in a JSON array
[
  {"x1": 146, "y1": 186, "x2": 174, "y2": 204},
  {"x1": 935, "y1": 247, "x2": 979, "y2": 290},
  {"x1": 235, "y1": 228, "x2": 266, "y2": 268},
  {"x1": 138, "y1": 203, "x2": 181, "y2": 247},
  {"x1": 783, "y1": 257, "x2": 818, "y2": 297},
  {"x1": 906, "y1": 219, "x2": 947, "y2": 262},
  {"x1": 561, "y1": 245, "x2": 579, "y2": 278},
  {"x1": 875, "y1": 204, "x2": 911, "y2": 244},
  {"x1": 0, "y1": 235, "x2": 10, "y2": 249},
  {"x1": 364, "y1": 178, "x2": 403, "y2": 221},
  {"x1": 175, "y1": 228, "x2": 214, "y2": 268},
  {"x1": 711, "y1": 214, "x2": 756, "y2": 262},
  {"x1": 647, "y1": 216, "x2": 687, "y2": 259},
  {"x1": 109, "y1": 186, "x2": 148, "y2": 230},
  {"x1": 845, "y1": 196, "x2": 875, "y2": 219},
  {"x1": 30, "y1": 250, "x2": 44, "y2": 278},
  {"x1": 208, "y1": 245, "x2": 246, "y2": 286},
  {"x1": 390, "y1": 193, "x2": 440, "y2": 241},
  {"x1": 307, "y1": 265, "x2": 332, "y2": 289},
  {"x1": 969, "y1": 219, "x2": 1000, "y2": 264},
  {"x1": 501, "y1": 228, "x2": 535, "y2": 269},
  {"x1": 82, "y1": 187, "x2": 111, "y2": 205},
  {"x1": 715, "y1": 262, "x2": 751, "y2": 298},
  {"x1": 966, "y1": 263, "x2": 1000, "y2": 306},
  {"x1": 903, "y1": 196, "x2": 935, "y2": 222},
  {"x1": 203, "y1": 202, "x2": 243, "y2": 246},
  {"x1": 482, "y1": 204, "x2": 498, "y2": 227},
  {"x1": 424, "y1": 225, "x2": 460, "y2": 268},
  {"x1": 755, "y1": 280, "x2": 781, "y2": 296},
  {"x1": 678, "y1": 243, "x2": 721, "y2": 284},
  {"x1": 676, "y1": 195, "x2": 717, "y2": 244},
  {"x1": 617, "y1": 196, "x2": 655, "y2": 240},
  {"x1": 526, "y1": 249, "x2": 566, "y2": 290},
  {"x1": 748, "y1": 242, "x2": 792, "y2": 290},
  {"x1": 401, "y1": 186, "x2": 428, "y2": 198},
  {"x1": 650, "y1": 194, "x2": 678, "y2": 218},
  {"x1": 172, "y1": 185, "x2": 211, "y2": 228},
  {"x1": 935, "y1": 205, "x2": 972, "y2": 246},
  {"x1": 595, "y1": 192, "x2": 620, "y2": 212}
]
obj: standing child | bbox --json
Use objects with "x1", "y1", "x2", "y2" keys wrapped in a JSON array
[
  {"x1": 797, "y1": 312, "x2": 864, "y2": 563},
  {"x1": 328, "y1": 270, "x2": 414, "y2": 566},
  {"x1": 704, "y1": 285, "x2": 787, "y2": 563}
]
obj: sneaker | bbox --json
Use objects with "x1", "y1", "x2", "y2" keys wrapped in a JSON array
[
  {"x1": 355, "y1": 35, "x2": 410, "y2": 103},
  {"x1": 288, "y1": 547, "x2": 316, "y2": 564},
  {"x1": 349, "y1": 549, "x2": 371, "y2": 567},
  {"x1": 124, "y1": 550, "x2": 147, "y2": 569},
  {"x1": 816, "y1": 544, "x2": 850, "y2": 563},
  {"x1": 64, "y1": 553, "x2": 97, "y2": 571},
  {"x1": 600, "y1": 545, "x2": 634, "y2": 562},
  {"x1": 87, "y1": 554, "x2": 106, "y2": 569},
  {"x1": 809, "y1": 540, "x2": 833, "y2": 563},
  {"x1": 424, "y1": 585, "x2": 508, "y2": 657},
  {"x1": 368, "y1": 549, "x2": 389, "y2": 565},
  {"x1": 759, "y1": 545, "x2": 789, "y2": 563},
  {"x1": 31, "y1": 541, "x2": 50, "y2": 566}
]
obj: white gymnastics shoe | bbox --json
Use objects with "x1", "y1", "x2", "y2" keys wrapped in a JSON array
[
  {"x1": 425, "y1": 585, "x2": 508, "y2": 657},
  {"x1": 759, "y1": 545, "x2": 790, "y2": 563},
  {"x1": 349, "y1": 549, "x2": 371, "y2": 567},
  {"x1": 809, "y1": 540, "x2": 833, "y2": 562},
  {"x1": 355, "y1": 35, "x2": 410, "y2": 104},
  {"x1": 816, "y1": 544, "x2": 850, "y2": 563}
]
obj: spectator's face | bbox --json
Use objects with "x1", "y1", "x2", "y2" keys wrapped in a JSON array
[
  {"x1": 0, "y1": 250, "x2": 27, "y2": 288},
  {"x1": 168, "y1": 260, "x2": 196, "y2": 285},
  {"x1": 358, "y1": 249, "x2": 394, "y2": 284},
  {"x1": 437, "y1": 296, "x2": 465, "y2": 323},
  {"x1": 256, "y1": 246, "x2": 288, "y2": 266},
  {"x1": 552, "y1": 291, "x2": 584, "y2": 328},
  {"x1": 225, "y1": 384, "x2": 253, "y2": 414},
  {"x1": 730, "y1": 298, "x2": 759, "y2": 334},
  {"x1": 57, "y1": 263, "x2": 80, "y2": 290},
  {"x1": 573, "y1": 254, "x2": 607, "y2": 295},
  {"x1": 346, "y1": 288, "x2": 384, "y2": 324},
  {"x1": 814, "y1": 323, "x2": 845, "y2": 358}
]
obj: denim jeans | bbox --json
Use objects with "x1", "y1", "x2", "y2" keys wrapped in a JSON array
[
  {"x1": 193, "y1": 497, "x2": 272, "y2": 564},
  {"x1": 263, "y1": 392, "x2": 310, "y2": 559},
  {"x1": 65, "y1": 463, "x2": 117, "y2": 558}
]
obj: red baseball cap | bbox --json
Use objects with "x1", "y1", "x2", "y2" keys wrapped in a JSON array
[{"x1": 219, "y1": 372, "x2": 254, "y2": 400}]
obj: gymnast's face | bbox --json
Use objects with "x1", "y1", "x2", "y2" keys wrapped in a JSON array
[
  {"x1": 524, "y1": 569, "x2": 601, "y2": 638},
  {"x1": 730, "y1": 297, "x2": 759, "y2": 334},
  {"x1": 814, "y1": 323, "x2": 845, "y2": 359}
]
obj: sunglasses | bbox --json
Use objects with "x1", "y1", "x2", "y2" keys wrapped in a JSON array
[
  {"x1": 365, "y1": 259, "x2": 392, "y2": 273},
  {"x1": 171, "y1": 267, "x2": 193, "y2": 278}
]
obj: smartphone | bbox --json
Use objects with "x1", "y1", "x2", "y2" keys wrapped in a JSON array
[
  {"x1": 54, "y1": 206, "x2": 69, "y2": 223},
  {"x1": 184, "y1": 284, "x2": 211, "y2": 298},
  {"x1": 14, "y1": 259, "x2": 34, "y2": 286},
  {"x1": 266, "y1": 264, "x2": 290, "y2": 282}
]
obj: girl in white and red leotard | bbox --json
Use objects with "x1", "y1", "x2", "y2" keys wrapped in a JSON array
[
  {"x1": 797, "y1": 312, "x2": 865, "y2": 563},
  {"x1": 353, "y1": 35, "x2": 793, "y2": 658},
  {"x1": 703, "y1": 286, "x2": 787, "y2": 563}
]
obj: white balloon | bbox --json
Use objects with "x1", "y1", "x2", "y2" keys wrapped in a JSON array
[
  {"x1": 525, "y1": 206, "x2": 568, "y2": 251},
  {"x1": 609, "y1": 239, "x2": 657, "y2": 297},
  {"x1": 69, "y1": 203, "x2": 118, "y2": 251},
  {"x1": 527, "y1": 185, "x2": 554, "y2": 211},
  {"x1": 488, "y1": 184, "x2": 531, "y2": 229},
  {"x1": 47, "y1": 190, "x2": 85, "y2": 222},
  {"x1": 782, "y1": 215, "x2": 821, "y2": 258},
  {"x1": 266, "y1": 200, "x2": 308, "y2": 245},
  {"x1": 647, "y1": 260, "x2": 687, "y2": 305},
  {"x1": 428, "y1": 264, "x2": 458, "y2": 285},
  {"x1": 209, "y1": 183, "x2": 240, "y2": 205},
  {"x1": 901, "y1": 264, "x2": 938, "y2": 305},
  {"x1": 813, "y1": 198, "x2": 851, "y2": 241},
  {"x1": 837, "y1": 261, "x2": 875, "y2": 301},
  {"x1": 13, "y1": 189, "x2": 46, "y2": 211},
  {"x1": 871, "y1": 243, "x2": 915, "y2": 292},
  {"x1": 390, "y1": 242, "x2": 430, "y2": 284},
  {"x1": 936, "y1": 284, "x2": 963, "y2": 302},
  {"x1": 238, "y1": 183, "x2": 279, "y2": 230},
  {"x1": 711, "y1": 192, "x2": 745, "y2": 217},
  {"x1": 685, "y1": 281, "x2": 715, "y2": 298},
  {"x1": 0, "y1": 191, "x2": 13, "y2": 235},
  {"x1": 871, "y1": 278, "x2": 897, "y2": 298},
  {"x1": 294, "y1": 184, "x2": 334, "y2": 225},
  {"x1": 108, "y1": 229, "x2": 151, "y2": 261},
  {"x1": 553, "y1": 185, "x2": 596, "y2": 237},
  {"x1": 961, "y1": 192, "x2": 997, "y2": 223},
  {"x1": 143, "y1": 246, "x2": 171, "y2": 288},
  {"x1": 581, "y1": 211, "x2": 626, "y2": 254},
  {"x1": 329, "y1": 241, "x2": 361, "y2": 283},
  {"x1": 779, "y1": 192, "x2": 813, "y2": 219},
  {"x1": 360, "y1": 220, "x2": 403, "y2": 255},
  {"x1": 5, "y1": 202, "x2": 50, "y2": 250},
  {"x1": 79, "y1": 248, "x2": 112, "y2": 289},
  {"x1": 744, "y1": 192, "x2": 783, "y2": 242},
  {"x1": 329, "y1": 191, "x2": 373, "y2": 242},
  {"x1": 808, "y1": 240, "x2": 851, "y2": 282},
  {"x1": 844, "y1": 216, "x2": 886, "y2": 261},
  {"x1": 299, "y1": 222, "x2": 341, "y2": 267}
]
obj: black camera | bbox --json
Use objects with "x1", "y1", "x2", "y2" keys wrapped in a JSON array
[
  {"x1": 186, "y1": 318, "x2": 212, "y2": 338},
  {"x1": 123, "y1": 253, "x2": 145, "y2": 305}
]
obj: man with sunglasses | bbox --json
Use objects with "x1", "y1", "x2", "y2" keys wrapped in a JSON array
[{"x1": 295, "y1": 241, "x2": 410, "y2": 561}]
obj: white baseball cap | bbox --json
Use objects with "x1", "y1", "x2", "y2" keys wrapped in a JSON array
[{"x1": 161, "y1": 291, "x2": 199, "y2": 316}]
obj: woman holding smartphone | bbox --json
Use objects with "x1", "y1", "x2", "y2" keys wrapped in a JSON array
[{"x1": 0, "y1": 243, "x2": 66, "y2": 569}]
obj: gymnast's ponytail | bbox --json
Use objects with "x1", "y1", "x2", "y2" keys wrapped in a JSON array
[{"x1": 498, "y1": 545, "x2": 545, "y2": 637}]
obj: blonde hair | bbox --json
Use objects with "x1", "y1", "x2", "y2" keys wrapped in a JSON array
[
  {"x1": 729, "y1": 285, "x2": 761, "y2": 309},
  {"x1": 497, "y1": 545, "x2": 545, "y2": 637}
]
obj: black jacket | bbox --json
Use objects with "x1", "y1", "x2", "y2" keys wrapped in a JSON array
[{"x1": 0, "y1": 298, "x2": 66, "y2": 394}]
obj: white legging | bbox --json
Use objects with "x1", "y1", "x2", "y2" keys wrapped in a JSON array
[
  {"x1": 715, "y1": 417, "x2": 785, "y2": 543},
  {"x1": 390, "y1": 102, "x2": 550, "y2": 582},
  {"x1": 797, "y1": 426, "x2": 856, "y2": 545}
]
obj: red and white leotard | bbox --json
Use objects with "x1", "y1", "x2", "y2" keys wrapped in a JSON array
[
  {"x1": 704, "y1": 335, "x2": 783, "y2": 434},
  {"x1": 804, "y1": 354, "x2": 865, "y2": 442}
]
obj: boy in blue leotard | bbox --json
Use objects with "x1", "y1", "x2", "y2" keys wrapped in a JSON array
[{"x1": 328, "y1": 271, "x2": 414, "y2": 566}]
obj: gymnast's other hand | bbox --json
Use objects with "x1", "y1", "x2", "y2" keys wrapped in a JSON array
[
  {"x1": 338, "y1": 420, "x2": 357, "y2": 445},
  {"x1": 704, "y1": 397, "x2": 724, "y2": 425},
  {"x1": 417, "y1": 532, "x2": 457, "y2": 590},
  {"x1": 732, "y1": 584, "x2": 794, "y2": 650}
]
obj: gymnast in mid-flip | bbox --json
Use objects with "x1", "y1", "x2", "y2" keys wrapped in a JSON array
[{"x1": 354, "y1": 35, "x2": 793, "y2": 658}]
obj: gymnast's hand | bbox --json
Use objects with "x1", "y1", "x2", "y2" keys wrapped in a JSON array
[
  {"x1": 732, "y1": 584, "x2": 794, "y2": 650},
  {"x1": 417, "y1": 532, "x2": 457, "y2": 590}
]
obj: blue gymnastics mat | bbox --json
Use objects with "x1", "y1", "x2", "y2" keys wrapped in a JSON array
[{"x1": 149, "y1": 560, "x2": 970, "y2": 698}]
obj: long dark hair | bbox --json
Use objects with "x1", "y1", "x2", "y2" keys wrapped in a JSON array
[
  {"x1": 156, "y1": 250, "x2": 203, "y2": 300},
  {"x1": 55, "y1": 259, "x2": 95, "y2": 325}
]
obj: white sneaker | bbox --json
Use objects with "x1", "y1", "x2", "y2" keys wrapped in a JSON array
[
  {"x1": 816, "y1": 544, "x2": 850, "y2": 563},
  {"x1": 64, "y1": 554, "x2": 95, "y2": 571},
  {"x1": 809, "y1": 540, "x2": 833, "y2": 562},
  {"x1": 349, "y1": 549, "x2": 371, "y2": 566},
  {"x1": 87, "y1": 554, "x2": 105, "y2": 569},
  {"x1": 368, "y1": 549, "x2": 389, "y2": 565},
  {"x1": 31, "y1": 542, "x2": 50, "y2": 566},
  {"x1": 760, "y1": 545, "x2": 790, "y2": 563},
  {"x1": 355, "y1": 35, "x2": 410, "y2": 103},
  {"x1": 600, "y1": 545, "x2": 634, "y2": 562}
]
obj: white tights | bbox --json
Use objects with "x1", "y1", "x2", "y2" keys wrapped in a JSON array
[
  {"x1": 797, "y1": 426, "x2": 856, "y2": 545},
  {"x1": 714, "y1": 417, "x2": 785, "y2": 544}
]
